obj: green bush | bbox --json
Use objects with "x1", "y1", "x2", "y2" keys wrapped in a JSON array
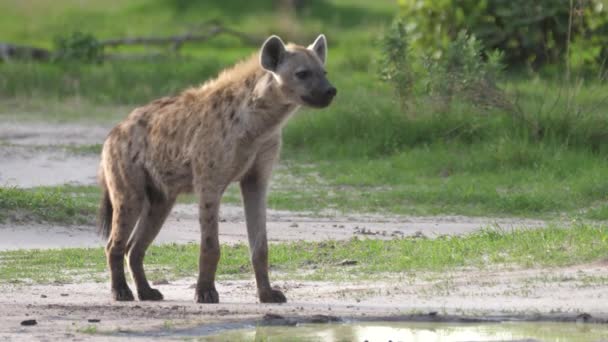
[
  {"x1": 53, "y1": 31, "x2": 104, "y2": 63},
  {"x1": 423, "y1": 31, "x2": 507, "y2": 109},
  {"x1": 398, "y1": 0, "x2": 608, "y2": 68},
  {"x1": 379, "y1": 19, "x2": 414, "y2": 111},
  {"x1": 379, "y1": 20, "x2": 507, "y2": 114}
]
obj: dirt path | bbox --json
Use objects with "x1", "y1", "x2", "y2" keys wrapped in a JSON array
[
  {"x1": 1, "y1": 263, "x2": 607, "y2": 340},
  {"x1": 0, "y1": 121, "x2": 111, "y2": 146},
  {"x1": 0, "y1": 203, "x2": 545, "y2": 250},
  {"x1": 0, "y1": 121, "x2": 107, "y2": 187}
]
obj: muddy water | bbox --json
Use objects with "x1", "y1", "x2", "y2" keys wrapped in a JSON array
[{"x1": 199, "y1": 321, "x2": 608, "y2": 341}]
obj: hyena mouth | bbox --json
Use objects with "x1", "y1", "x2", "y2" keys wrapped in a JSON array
[{"x1": 300, "y1": 95, "x2": 334, "y2": 108}]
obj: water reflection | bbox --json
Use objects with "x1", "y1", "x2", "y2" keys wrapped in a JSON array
[{"x1": 202, "y1": 321, "x2": 608, "y2": 342}]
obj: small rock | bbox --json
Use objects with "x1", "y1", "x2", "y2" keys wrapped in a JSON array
[
  {"x1": 20, "y1": 319, "x2": 37, "y2": 326},
  {"x1": 152, "y1": 279, "x2": 169, "y2": 285},
  {"x1": 309, "y1": 315, "x2": 341, "y2": 323},
  {"x1": 338, "y1": 259, "x2": 358, "y2": 266},
  {"x1": 217, "y1": 309, "x2": 230, "y2": 316},
  {"x1": 429, "y1": 311, "x2": 438, "y2": 316},
  {"x1": 262, "y1": 313, "x2": 297, "y2": 326},
  {"x1": 60, "y1": 293, "x2": 69, "y2": 297},
  {"x1": 576, "y1": 313, "x2": 592, "y2": 323},
  {"x1": 289, "y1": 223, "x2": 299, "y2": 228},
  {"x1": 40, "y1": 295, "x2": 47, "y2": 298},
  {"x1": 413, "y1": 231, "x2": 427, "y2": 239},
  {"x1": 87, "y1": 319, "x2": 100, "y2": 323}
]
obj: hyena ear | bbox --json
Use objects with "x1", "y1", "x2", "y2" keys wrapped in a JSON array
[
  {"x1": 260, "y1": 35, "x2": 286, "y2": 72},
  {"x1": 307, "y1": 34, "x2": 327, "y2": 65}
]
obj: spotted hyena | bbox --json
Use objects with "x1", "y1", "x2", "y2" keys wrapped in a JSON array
[{"x1": 97, "y1": 34, "x2": 336, "y2": 303}]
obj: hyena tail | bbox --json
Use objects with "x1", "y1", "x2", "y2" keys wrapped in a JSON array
[{"x1": 97, "y1": 183, "x2": 113, "y2": 240}]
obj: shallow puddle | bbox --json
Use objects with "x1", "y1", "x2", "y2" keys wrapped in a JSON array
[{"x1": 200, "y1": 321, "x2": 608, "y2": 342}]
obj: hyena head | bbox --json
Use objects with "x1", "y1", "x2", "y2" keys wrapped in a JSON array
[{"x1": 260, "y1": 34, "x2": 337, "y2": 108}]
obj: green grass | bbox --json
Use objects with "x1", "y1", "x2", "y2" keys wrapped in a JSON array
[
  {"x1": 276, "y1": 143, "x2": 608, "y2": 218},
  {"x1": 0, "y1": 186, "x2": 97, "y2": 224},
  {"x1": 0, "y1": 59, "x2": 225, "y2": 105},
  {"x1": 77, "y1": 325, "x2": 98, "y2": 334},
  {"x1": 0, "y1": 0, "x2": 392, "y2": 47},
  {"x1": 1, "y1": 224, "x2": 606, "y2": 284}
]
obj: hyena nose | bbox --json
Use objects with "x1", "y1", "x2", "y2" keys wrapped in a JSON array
[{"x1": 325, "y1": 87, "x2": 337, "y2": 98}]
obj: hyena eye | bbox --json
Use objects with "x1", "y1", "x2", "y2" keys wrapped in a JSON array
[{"x1": 295, "y1": 70, "x2": 311, "y2": 80}]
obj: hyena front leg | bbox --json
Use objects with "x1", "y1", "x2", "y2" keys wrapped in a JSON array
[
  {"x1": 195, "y1": 189, "x2": 222, "y2": 303},
  {"x1": 240, "y1": 175, "x2": 286, "y2": 303},
  {"x1": 240, "y1": 141, "x2": 286, "y2": 303}
]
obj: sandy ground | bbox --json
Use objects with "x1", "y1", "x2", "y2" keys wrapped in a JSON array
[
  {"x1": 1, "y1": 120, "x2": 607, "y2": 340},
  {"x1": 1, "y1": 262, "x2": 607, "y2": 340},
  {"x1": 0, "y1": 203, "x2": 546, "y2": 250},
  {"x1": 0, "y1": 121, "x2": 110, "y2": 146},
  {"x1": 0, "y1": 145, "x2": 99, "y2": 188},
  {"x1": 0, "y1": 122, "x2": 106, "y2": 188}
]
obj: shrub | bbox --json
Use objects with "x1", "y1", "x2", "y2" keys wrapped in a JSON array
[
  {"x1": 398, "y1": 0, "x2": 608, "y2": 69},
  {"x1": 378, "y1": 19, "x2": 414, "y2": 111},
  {"x1": 424, "y1": 31, "x2": 508, "y2": 110},
  {"x1": 53, "y1": 31, "x2": 104, "y2": 63},
  {"x1": 379, "y1": 21, "x2": 507, "y2": 112}
]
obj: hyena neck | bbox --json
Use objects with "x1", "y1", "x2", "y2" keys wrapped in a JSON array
[{"x1": 246, "y1": 71, "x2": 300, "y2": 138}]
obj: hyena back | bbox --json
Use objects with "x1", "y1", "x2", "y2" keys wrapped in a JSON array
[{"x1": 98, "y1": 34, "x2": 336, "y2": 303}]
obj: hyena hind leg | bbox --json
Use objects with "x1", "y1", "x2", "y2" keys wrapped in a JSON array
[
  {"x1": 105, "y1": 196, "x2": 144, "y2": 301},
  {"x1": 126, "y1": 194, "x2": 176, "y2": 301}
]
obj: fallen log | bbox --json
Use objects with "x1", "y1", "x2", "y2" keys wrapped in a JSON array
[
  {"x1": 0, "y1": 43, "x2": 51, "y2": 62},
  {"x1": 100, "y1": 23, "x2": 262, "y2": 50},
  {"x1": 0, "y1": 22, "x2": 263, "y2": 62}
]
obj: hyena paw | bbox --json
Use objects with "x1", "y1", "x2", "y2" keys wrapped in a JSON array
[
  {"x1": 138, "y1": 288, "x2": 164, "y2": 301},
  {"x1": 195, "y1": 288, "x2": 219, "y2": 304},
  {"x1": 259, "y1": 288, "x2": 287, "y2": 303},
  {"x1": 112, "y1": 287, "x2": 135, "y2": 301}
]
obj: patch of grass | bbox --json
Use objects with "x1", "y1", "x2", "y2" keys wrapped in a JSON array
[
  {"x1": 0, "y1": 59, "x2": 226, "y2": 105},
  {"x1": 0, "y1": 186, "x2": 97, "y2": 224},
  {"x1": 0, "y1": 183, "x2": 242, "y2": 225},
  {"x1": 0, "y1": 97, "x2": 129, "y2": 123},
  {"x1": 77, "y1": 325, "x2": 98, "y2": 334},
  {"x1": 0, "y1": 142, "x2": 103, "y2": 155},
  {"x1": 0, "y1": 0, "x2": 390, "y2": 46},
  {"x1": 275, "y1": 141, "x2": 608, "y2": 218},
  {"x1": 64, "y1": 144, "x2": 103, "y2": 155},
  {"x1": 1, "y1": 224, "x2": 606, "y2": 284}
]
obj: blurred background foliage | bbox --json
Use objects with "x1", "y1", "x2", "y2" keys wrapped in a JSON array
[{"x1": 399, "y1": 0, "x2": 608, "y2": 70}]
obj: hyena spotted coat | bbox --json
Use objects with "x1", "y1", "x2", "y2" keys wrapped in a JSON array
[{"x1": 98, "y1": 34, "x2": 336, "y2": 303}]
